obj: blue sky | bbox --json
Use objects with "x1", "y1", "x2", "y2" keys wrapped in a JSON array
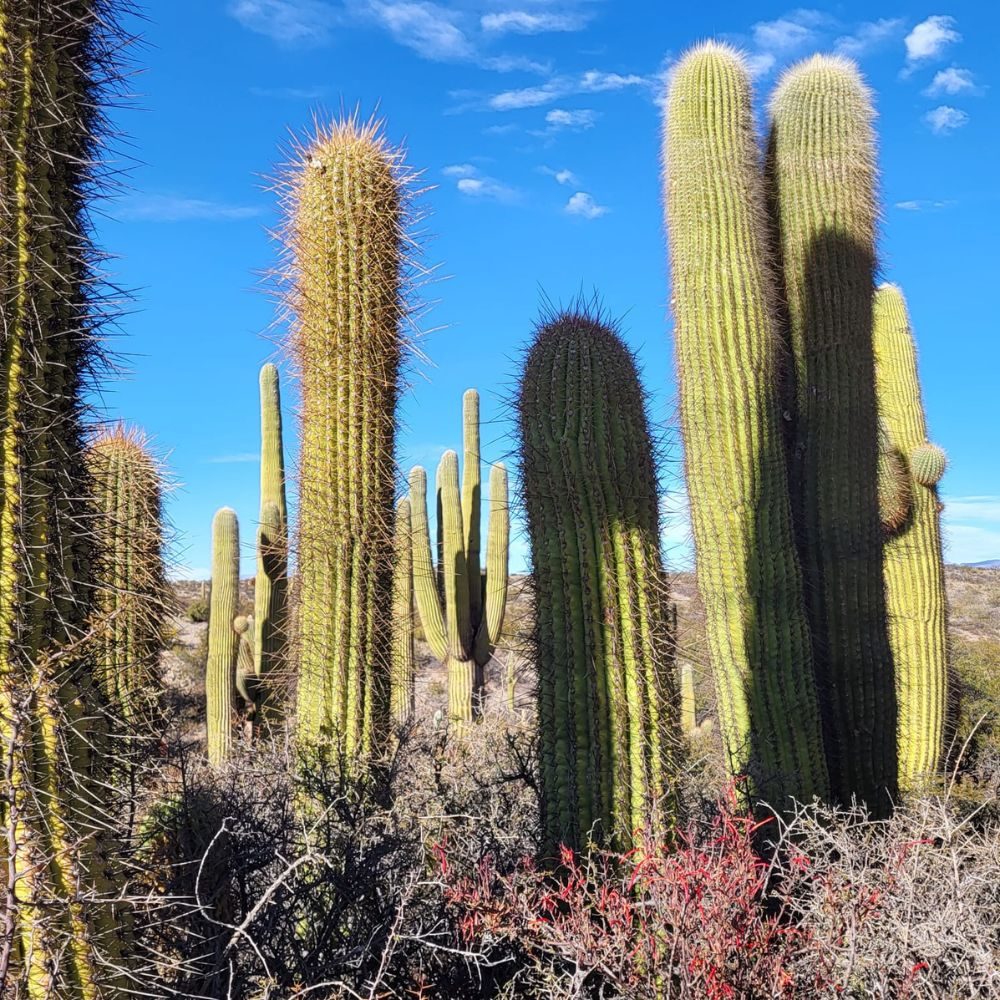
[{"x1": 94, "y1": 0, "x2": 999, "y2": 577}]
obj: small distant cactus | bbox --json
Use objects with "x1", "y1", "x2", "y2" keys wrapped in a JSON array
[
  {"x1": 874, "y1": 284, "x2": 949, "y2": 789},
  {"x1": 207, "y1": 508, "x2": 240, "y2": 765},
  {"x1": 88, "y1": 425, "x2": 169, "y2": 727},
  {"x1": 255, "y1": 365, "x2": 289, "y2": 707},
  {"x1": 392, "y1": 498, "x2": 416, "y2": 723},
  {"x1": 409, "y1": 390, "x2": 510, "y2": 724},
  {"x1": 767, "y1": 55, "x2": 897, "y2": 814},
  {"x1": 289, "y1": 119, "x2": 407, "y2": 764},
  {"x1": 518, "y1": 308, "x2": 681, "y2": 853}
]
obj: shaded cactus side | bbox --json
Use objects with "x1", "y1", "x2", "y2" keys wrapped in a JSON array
[
  {"x1": 766, "y1": 56, "x2": 897, "y2": 815},
  {"x1": 255, "y1": 364, "x2": 288, "y2": 703},
  {"x1": 518, "y1": 308, "x2": 682, "y2": 854},
  {"x1": 207, "y1": 509, "x2": 240, "y2": 765},
  {"x1": 87, "y1": 425, "x2": 169, "y2": 728},
  {"x1": 663, "y1": 44, "x2": 829, "y2": 808},
  {"x1": 873, "y1": 284, "x2": 949, "y2": 789},
  {"x1": 289, "y1": 119, "x2": 406, "y2": 764},
  {"x1": 409, "y1": 389, "x2": 510, "y2": 724}
]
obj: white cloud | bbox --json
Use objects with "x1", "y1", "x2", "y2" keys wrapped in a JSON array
[
  {"x1": 924, "y1": 105, "x2": 969, "y2": 134},
  {"x1": 364, "y1": 1, "x2": 475, "y2": 61},
  {"x1": 905, "y1": 15, "x2": 960, "y2": 66},
  {"x1": 205, "y1": 453, "x2": 260, "y2": 464},
  {"x1": 834, "y1": 18, "x2": 904, "y2": 57},
  {"x1": 545, "y1": 108, "x2": 599, "y2": 130},
  {"x1": 942, "y1": 496, "x2": 1000, "y2": 564},
  {"x1": 490, "y1": 80, "x2": 563, "y2": 110},
  {"x1": 580, "y1": 70, "x2": 646, "y2": 92},
  {"x1": 564, "y1": 191, "x2": 608, "y2": 219},
  {"x1": 118, "y1": 195, "x2": 264, "y2": 223},
  {"x1": 540, "y1": 166, "x2": 579, "y2": 186},
  {"x1": 895, "y1": 199, "x2": 953, "y2": 211},
  {"x1": 752, "y1": 10, "x2": 830, "y2": 52},
  {"x1": 943, "y1": 496, "x2": 1000, "y2": 522},
  {"x1": 488, "y1": 70, "x2": 646, "y2": 111},
  {"x1": 746, "y1": 53, "x2": 777, "y2": 79},
  {"x1": 456, "y1": 174, "x2": 519, "y2": 201},
  {"x1": 481, "y1": 10, "x2": 588, "y2": 35},
  {"x1": 442, "y1": 163, "x2": 477, "y2": 177},
  {"x1": 228, "y1": 0, "x2": 338, "y2": 45},
  {"x1": 923, "y1": 67, "x2": 978, "y2": 96}
]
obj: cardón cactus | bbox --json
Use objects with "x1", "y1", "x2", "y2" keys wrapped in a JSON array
[
  {"x1": 767, "y1": 56, "x2": 897, "y2": 814},
  {"x1": 663, "y1": 43, "x2": 829, "y2": 808},
  {"x1": 409, "y1": 390, "x2": 509, "y2": 724},
  {"x1": 287, "y1": 119, "x2": 407, "y2": 763},
  {"x1": 873, "y1": 284, "x2": 949, "y2": 789},
  {"x1": 207, "y1": 508, "x2": 240, "y2": 765},
  {"x1": 392, "y1": 498, "x2": 415, "y2": 723},
  {"x1": 518, "y1": 308, "x2": 681, "y2": 853}
]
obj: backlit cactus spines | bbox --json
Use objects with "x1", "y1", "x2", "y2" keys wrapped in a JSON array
[
  {"x1": 874, "y1": 284, "x2": 949, "y2": 789},
  {"x1": 518, "y1": 308, "x2": 681, "y2": 853},
  {"x1": 207, "y1": 508, "x2": 240, "y2": 765},
  {"x1": 910, "y1": 442, "x2": 947, "y2": 487},
  {"x1": 409, "y1": 389, "x2": 510, "y2": 724},
  {"x1": 255, "y1": 365, "x2": 288, "y2": 690},
  {"x1": 392, "y1": 498, "x2": 415, "y2": 723},
  {"x1": 663, "y1": 44, "x2": 829, "y2": 807},
  {"x1": 288, "y1": 119, "x2": 407, "y2": 762},
  {"x1": 0, "y1": 3, "x2": 132, "y2": 990},
  {"x1": 878, "y1": 420, "x2": 913, "y2": 536},
  {"x1": 767, "y1": 55, "x2": 897, "y2": 814},
  {"x1": 88, "y1": 425, "x2": 169, "y2": 727}
]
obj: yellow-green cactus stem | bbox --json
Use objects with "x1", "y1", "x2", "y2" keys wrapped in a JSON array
[
  {"x1": 663, "y1": 44, "x2": 829, "y2": 808},
  {"x1": 767, "y1": 55, "x2": 897, "y2": 815},
  {"x1": 87, "y1": 425, "x2": 169, "y2": 728},
  {"x1": 0, "y1": 3, "x2": 132, "y2": 991},
  {"x1": 391, "y1": 498, "x2": 415, "y2": 723},
  {"x1": 409, "y1": 390, "x2": 510, "y2": 725},
  {"x1": 874, "y1": 284, "x2": 949, "y2": 789},
  {"x1": 289, "y1": 119, "x2": 406, "y2": 764},
  {"x1": 207, "y1": 508, "x2": 240, "y2": 765},
  {"x1": 910, "y1": 442, "x2": 947, "y2": 487},
  {"x1": 255, "y1": 365, "x2": 288, "y2": 696},
  {"x1": 518, "y1": 308, "x2": 682, "y2": 853},
  {"x1": 680, "y1": 662, "x2": 696, "y2": 736},
  {"x1": 877, "y1": 419, "x2": 913, "y2": 536}
]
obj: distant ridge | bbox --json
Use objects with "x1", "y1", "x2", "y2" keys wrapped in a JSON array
[{"x1": 965, "y1": 559, "x2": 1000, "y2": 569}]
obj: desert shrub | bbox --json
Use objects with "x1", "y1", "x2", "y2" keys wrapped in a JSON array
[
  {"x1": 187, "y1": 597, "x2": 210, "y2": 622},
  {"x1": 952, "y1": 636, "x2": 1000, "y2": 765}
]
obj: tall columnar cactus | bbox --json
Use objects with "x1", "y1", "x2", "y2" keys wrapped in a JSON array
[
  {"x1": 0, "y1": 3, "x2": 131, "y2": 991},
  {"x1": 663, "y1": 44, "x2": 829, "y2": 807},
  {"x1": 410, "y1": 389, "x2": 510, "y2": 724},
  {"x1": 289, "y1": 119, "x2": 405, "y2": 762},
  {"x1": 873, "y1": 285, "x2": 949, "y2": 789},
  {"x1": 680, "y1": 662, "x2": 697, "y2": 736},
  {"x1": 392, "y1": 499, "x2": 415, "y2": 723},
  {"x1": 518, "y1": 309, "x2": 681, "y2": 853},
  {"x1": 207, "y1": 508, "x2": 240, "y2": 765},
  {"x1": 766, "y1": 56, "x2": 897, "y2": 814},
  {"x1": 88, "y1": 425, "x2": 169, "y2": 728},
  {"x1": 255, "y1": 364, "x2": 288, "y2": 693}
]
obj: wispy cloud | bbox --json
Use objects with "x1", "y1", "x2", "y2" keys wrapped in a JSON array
[
  {"x1": 362, "y1": 1, "x2": 475, "y2": 61},
  {"x1": 488, "y1": 70, "x2": 646, "y2": 111},
  {"x1": 895, "y1": 199, "x2": 954, "y2": 211},
  {"x1": 228, "y1": 0, "x2": 338, "y2": 46},
  {"x1": 564, "y1": 191, "x2": 608, "y2": 219},
  {"x1": 250, "y1": 84, "x2": 331, "y2": 99},
  {"x1": 481, "y1": 9, "x2": 590, "y2": 35},
  {"x1": 751, "y1": 9, "x2": 831, "y2": 53},
  {"x1": 442, "y1": 163, "x2": 478, "y2": 177},
  {"x1": 544, "y1": 108, "x2": 599, "y2": 130},
  {"x1": 924, "y1": 105, "x2": 969, "y2": 134},
  {"x1": 445, "y1": 163, "x2": 519, "y2": 202},
  {"x1": 904, "y1": 15, "x2": 960, "y2": 70},
  {"x1": 118, "y1": 194, "x2": 264, "y2": 223},
  {"x1": 205, "y1": 453, "x2": 260, "y2": 464},
  {"x1": 942, "y1": 496, "x2": 1000, "y2": 564},
  {"x1": 833, "y1": 18, "x2": 904, "y2": 58},
  {"x1": 540, "y1": 166, "x2": 579, "y2": 186},
  {"x1": 923, "y1": 67, "x2": 980, "y2": 97}
]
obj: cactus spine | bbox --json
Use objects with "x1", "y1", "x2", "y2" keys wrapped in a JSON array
[
  {"x1": 680, "y1": 662, "x2": 697, "y2": 736},
  {"x1": 767, "y1": 56, "x2": 897, "y2": 814},
  {"x1": 873, "y1": 285, "x2": 948, "y2": 788},
  {"x1": 392, "y1": 498, "x2": 415, "y2": 723},
  {"x1": 88, "y1": 426, "x2": 168, "y2": 727},
  {"x1": 409, "y1": 390, "x2": 510, "y2": 724},
  {"x1": 207, "y1": 508, "x2": 240, "y2": 765},
  {"x1": 254, "y1": 364, "x2": 288, "y2": 700},
  {"x1": 0, "y1": 3, "x2": 131, "y2": 991},
  {"x1": 290, "y1": 120, "x2": 404, "y2": 762},
  {"x1": 518, "y1": 310, "x2": 681, "y2": 852},
  {"x1": 663, "y1": 44, "x2": 829, "y2": 807}
]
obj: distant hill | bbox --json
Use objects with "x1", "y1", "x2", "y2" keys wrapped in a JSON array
[{"x1": 966, "y1": 560, "x2": 1000, "y2": 569}]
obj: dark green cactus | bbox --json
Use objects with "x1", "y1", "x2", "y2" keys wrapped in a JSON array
[
  {"x1": 766, "y1": 56, "x2": 897, "y2": 814},
  {"x1": 663, "y1": 43, "x2": 829, "y2": 808},
  {"x1": 518, "y1": 308, "x2": 681, "y2": 853},
  {"x1": 0, "y1": 3, "x2": 132, "y2": 990},
  {"x1": 255, "y1": 365, "x2": 288, "y2": 697},
  {"x1": 392, "y1": 498, "x2": 415, "y2": 723},
  {"x1": 207, "y1": 508, "x2": 240, "y2": 765},
  {"x1": 88, "y1": 425, "x2": 169, "y2": 728},
  {"x1": 409, "y1": 390, "x2": 509, "y2": 724},
  {"x1": 290, "y1": 119, "x2": 406, "y2": 764},
  {"x1": 874, "y1": 285, "x2": 949, "y2": 789}
]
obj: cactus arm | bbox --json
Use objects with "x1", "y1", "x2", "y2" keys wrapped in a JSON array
[
  {"x1": 664, "y1": 43, "x2": 829, "y2": 807},
  {"x1": 462, "y1": 389, "x2": 483, "y2": 625},
  {"x1": 479, "y1": 462, "x2": 510, "y2": 658},
  {"x1": 408, "y1": 466, "x2": 449, "y2": 663},
  {"x1": 207, "y1": 508, "x2": 239, "y2": 765},
  {"x1": 258, "y1": 363, "x2": 288, "y2": 530},
  {"x1": 681, "y1": 662, "x2": 697, "y2": 735}
]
